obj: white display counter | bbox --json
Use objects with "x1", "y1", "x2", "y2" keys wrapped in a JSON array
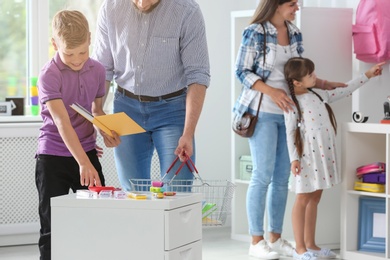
[{"x1": 51, "y1": 192, "x2": 203, "y2": 260}]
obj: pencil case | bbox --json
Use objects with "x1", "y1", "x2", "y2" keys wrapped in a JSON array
[
  {"x1": 88, "y1": 186, "x2": 116, "y2": 193},
  {"x1": 354, "y1": 181, "x2": 385, "y2": 193},
  {"x1": 361, "y1": 172, "x2": 386, "y2": 184},
  {"x1": 356, "y1": 162, "x2": 385, "y2": 177}
]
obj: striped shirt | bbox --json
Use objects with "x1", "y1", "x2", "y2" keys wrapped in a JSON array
[
  {"x1": 233, "y1": 21, "x2": 304, "y2": 116},
  {"x1": 92, "y1": 0, "x2": 210, "y2": 96}
]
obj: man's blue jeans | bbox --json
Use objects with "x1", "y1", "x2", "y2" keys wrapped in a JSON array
[{"x1": 113, "y1": 89, "x2": 195, "y2": 191}]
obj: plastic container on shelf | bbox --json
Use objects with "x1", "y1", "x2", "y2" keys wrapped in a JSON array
[
  {"x1": 239, "y1": 155, "x2": 253, "y2": 181},
  {"x1": 30, "y1": 76, "x2": 39, "y2": 116}
]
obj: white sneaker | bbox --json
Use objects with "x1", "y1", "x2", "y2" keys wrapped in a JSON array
[
  {"x1": 293, "y1": 250, "x2": 318, "y2": 260},
  {"x1": 307, "y1": 248, "x2": 336, "y2": 259},
  {"x1": 269, "y1": 238, "x2": 294, "y2": 257},
  {"x1": 249, "y1": 240, "x2": 279, "y2": 259}
]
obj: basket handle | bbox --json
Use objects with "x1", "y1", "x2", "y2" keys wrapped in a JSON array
[{"x1": 167, "y1": 155, "x2": 196, "y2": 176}]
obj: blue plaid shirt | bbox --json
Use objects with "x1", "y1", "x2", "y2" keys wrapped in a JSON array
[{"x1": 233, "y1": 21, "x2": 304, "y2": 116}]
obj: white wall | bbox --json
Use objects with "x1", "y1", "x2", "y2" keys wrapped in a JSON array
[
  {"x1": 194, "y1": 0, "x2": 390, "y2": 185},
  {"x1": 192, "y1": 0, "x2": 256, "y2": 180}
]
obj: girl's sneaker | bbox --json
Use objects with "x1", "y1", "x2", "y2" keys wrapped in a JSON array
[
  {"x1": 307, "y1": 248, "x2": 336, "y2": 259},
  {"x1": 249, "y1": 240, "x2": 279, "y2": 259},
  {"x1": 293, "y1": 250, "x2": 318, "y2": 260}
]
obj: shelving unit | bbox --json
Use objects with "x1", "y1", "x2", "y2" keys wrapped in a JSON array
[
  {"x1": 230, "y1": 10, "x2": 253, "y2": 242},
  {"x1": 341, "y1": 122, "x2": 390, "y2": 260}
]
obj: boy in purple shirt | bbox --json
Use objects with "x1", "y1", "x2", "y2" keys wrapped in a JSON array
[{"x1": 35, "y1": 10, "x2": 120, "y2": 260}]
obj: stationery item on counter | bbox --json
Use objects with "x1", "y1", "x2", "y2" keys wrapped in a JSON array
[
  {"x1": 114, "y1": 190, "x2": 126, "y2": 199},
  {"x1": 153, "y1": 192, "x2": 164, "y2": 199},
  {"x1": 99, "y1": 190, "x2": 113, "y2": 198},
  {"x1": 88, "y1": 186, "x2": 116, "y2": 193},
  {"x1": 127, "y1": 192, "x2": 147, "y2": 200},
  {"x1": 70, "y1": 102, "x2": 145, "y2": 137},
  {"x1": 150, "y1": 186, "x2": 165, "y2": 193},
  {"x1": 163, "y1": 192, "x2": 176, "y2": 196},
  {"x1": 152, "y1": 181, "x2": 164, "y2": 187},
  {"x1": 354, "y1": 181, "x2": 385, "y2": 193},
  {"x1": 76, "y1": 189, "x2": 98, "y2": 199}
]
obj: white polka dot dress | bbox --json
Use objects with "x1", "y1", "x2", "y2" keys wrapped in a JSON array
[{"x1": 285, "y1": 74, "x2": 369, "y2": 193}]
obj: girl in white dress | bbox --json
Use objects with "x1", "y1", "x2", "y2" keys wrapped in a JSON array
[{"x1": 283, "y1": 57, "x2": 384, "y2": 259}]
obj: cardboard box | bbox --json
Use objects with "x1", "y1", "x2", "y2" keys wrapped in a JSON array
[{"x1": 239, "y1": 155, "x2": 253, "y2": 181}]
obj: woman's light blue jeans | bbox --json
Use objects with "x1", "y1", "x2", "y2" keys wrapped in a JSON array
[
  {"x1": 247, "y1": 112, "x2": 290, "y2": 237},
  {"x1": 113, "y1": 90, "x2": 195, "y2": 191}
]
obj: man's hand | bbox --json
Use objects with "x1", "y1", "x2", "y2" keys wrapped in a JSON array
[
  {"x1": 101, "y1": 130, "x2": 121, "y2": 147},
  {"x1": 175, "y1": 135, "x2": 193, "y2": 162}
]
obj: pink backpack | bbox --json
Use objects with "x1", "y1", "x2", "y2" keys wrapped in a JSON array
[{"x1": 352, "y1": 0, "x2": 390, "y2": 63}]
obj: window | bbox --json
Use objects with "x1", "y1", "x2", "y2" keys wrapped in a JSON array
[
  {"x1": 0, "y1": 0, "x2": 27, "y2": 99},
  {"x1": 48, "y1": 0, "x2": 104, "y2": 58},
  {"x1": 0, "y1": 0, "x2": 103, "y2": 115}
]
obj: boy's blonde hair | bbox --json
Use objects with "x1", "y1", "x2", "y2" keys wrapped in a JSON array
[{"x1": 52, "y1": 10, "x2": 89, "y2": 49}]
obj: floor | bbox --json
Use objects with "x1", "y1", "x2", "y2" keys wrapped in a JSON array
[{"x1": 0, "y1": 227, "x2": 342, "y2": 260}]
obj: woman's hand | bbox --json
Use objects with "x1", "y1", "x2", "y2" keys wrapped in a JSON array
[
  {"x1": 317, "y1": 79, "x2": 347, "y2": 90},
  {"x1": 269, "y1": 88, "x2": 295, "y2": 113}
]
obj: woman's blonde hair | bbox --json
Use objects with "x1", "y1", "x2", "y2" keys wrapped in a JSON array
[
  {"x1": 251, "y1": 0, "x2": 294, "y2": 24},
  {"x1": 52, "y1": 10, "x2": 89, "y2": 49}
]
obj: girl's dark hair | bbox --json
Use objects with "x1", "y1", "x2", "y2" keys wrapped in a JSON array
[
  {"x1": 284, "y1": 57, "x2": 337, "y2": 158},
  {"x1": 251, "y1": 0, "x2": 293, "y2": 24}
]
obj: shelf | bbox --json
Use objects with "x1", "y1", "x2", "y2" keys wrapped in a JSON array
[
  {"x1": 343, "y1": 250, "x2": 386, "y2": 260},
  {"x1": 344, "y1": 122, "x2": 390, "y2": 134},
  {"x1": 341, "y1": 122, "x2": 390, "y2": 260},
  {"x1": 346, "y1": 190, "x2": 387, "y2": 198},
  {"x1": 234, "y1": 179, "x2": 250, "y2": 185}
]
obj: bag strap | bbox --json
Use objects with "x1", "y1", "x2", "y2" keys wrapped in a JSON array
[{"x1": 255, "y1": 23, "x2": 267, "y2": 117}]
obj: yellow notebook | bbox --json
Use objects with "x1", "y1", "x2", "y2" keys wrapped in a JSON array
[{"x1": 70, "y1": 103, "x2": 145, "y2": 137}]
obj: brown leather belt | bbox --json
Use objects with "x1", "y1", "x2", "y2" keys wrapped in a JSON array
[{"x1": 117, "y1": 86, "x2": 186, "y2": 102}]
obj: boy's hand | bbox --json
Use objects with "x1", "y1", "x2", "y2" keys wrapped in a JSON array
[
  {"x1": 80, "y1": 164, "x2": 102, "y2": 187},
  {"x1": 366, "y1": 62, "x2": 386, "y2": 78},
  {"x1": 96, "y1": 144, "x2": 103, "y2": 158}
]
